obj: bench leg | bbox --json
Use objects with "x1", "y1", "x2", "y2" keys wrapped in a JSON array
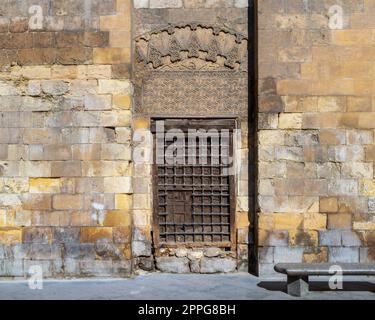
[{"x1": 287, "y1": 276, "x2": 309, "y2": 297}]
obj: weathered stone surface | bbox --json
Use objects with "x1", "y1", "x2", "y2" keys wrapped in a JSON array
[
  {"x1": 156, "y1": 257, "x2": 190, "y2": 273},
  {"x1": 200, "y1": 258, "x2": 236, "y2": 274},
  {"x1": 203, "y1": 247, "x2": 222, "y2": 257},
  {"x1": 132, "y1": 241, "x2": 151, "y2": 257},
  {"x1": 329, "y1": 247, "x2": 360, "y2": 263}
]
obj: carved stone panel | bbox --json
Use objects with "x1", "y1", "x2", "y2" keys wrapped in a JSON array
[
  {"x1": 135, "y1": 23, "x2": 248, "y2": 72},
  {"x1": 135, "y1": 71, "x2": 248, "y2": 117}
]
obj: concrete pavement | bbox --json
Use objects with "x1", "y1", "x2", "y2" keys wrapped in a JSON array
[{"x1": 0, "y1": 273, "x2": 374, "y2": 300}]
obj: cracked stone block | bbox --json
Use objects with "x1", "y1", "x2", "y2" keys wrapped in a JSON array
[{"x1": 41, "y1": 80, "x2": 70, "y2": 96}]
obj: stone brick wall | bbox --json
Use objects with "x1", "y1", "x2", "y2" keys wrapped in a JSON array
[
  {"x1": 0, "y1": 0, "x2": 133, "y2": 277},
  {"x1": 257, "y1": 0, "x2": 375, "y2": 275}
]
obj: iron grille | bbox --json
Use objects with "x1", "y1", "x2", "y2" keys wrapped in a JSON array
[{"x1": 152, "y1": 119, "x2": 236, "y2": 246}]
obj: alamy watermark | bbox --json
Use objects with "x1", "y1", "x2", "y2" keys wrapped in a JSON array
[
  {"x1": 28, "y1": 265, "x2": 43, "y2": 290},
  {"x1": 328, "y1": 5, "x2": 344, "y2": 30},
  {"x1": 133, "y1": 120, "x2": 242, "y2": 177},
  {"x1": 329, "y1": 265, "x2": 343, "y2": 290}
]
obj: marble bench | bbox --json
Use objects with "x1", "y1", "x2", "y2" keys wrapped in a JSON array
[{"x1": 274, "y1": 263, "x2": 375, "y2": 297}]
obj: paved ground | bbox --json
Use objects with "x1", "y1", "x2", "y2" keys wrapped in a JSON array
[{"x1": 0, "y1": 273, "x2": 374, "y2": 300}]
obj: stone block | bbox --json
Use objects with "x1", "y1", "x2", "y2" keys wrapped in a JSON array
[
  {"x1": 274, "y1": 213, "x2": 303, "y2": 230},
  {"x1": 200, "y1": 258, "x2": 237, "y2": 274},
  {"x1": 149, "y1": 0, "x2": 183, "y2": 7},
  {"x1": 279, "y1": 113, "x2": 302, "y2": 129},
  {"x1": 318, "y1": 97, "x2": 346, "y2": 112},
  {"x1": 347, "y1": 130, "x2": 373, "y2": 145},
  {"x1": 22, "y1": 194, "x2": 52, "y2": 210},
  {"x1": 29, "y1": 178, "x2": 61, "y2": 194},
  {"x1": 319, "y1": 230, "x2": 342, "y2": 246},
  {"x1": 259, "y1": 247, "x2": 274, "y2": 264},
  {"x1": 289, "y1": 230, "x2": 318, "y2": 247},
  {"x1": 273, "y1": 247, "x2": 304, "y2": 263},
  {"x1": 101, "y1": 111, "x2": 132, "y2": 127},
  {"x1": 80, "y1": 260, "x2": 114, "y2": 276},
  {"x1": 0, "y1": 229, "x2": 22, "y2": 245},
  {"x1": 328, "y1": 213, "x2": 352, "y2": 230},
  {"x1": 89, "y1": 128, "x2": 116, "y2": 143},
  {"x1": 134, "y1": 0, "x2": 150, "y2": 8},
  {"x1": 80, "y1": 227, "x2": 113, "y2": 243},
  {"x1": 101, "y1": 143, "x2": 132, "y2": 160},
  {"x1": 369, "y1": 198, "x2": 375, "y2": 213},
  {"x1": 103, "y1": 177, "x2": 132, "y2": 193},
  {"x1": 113, "y1": 226, "x2": 131, "y2": 244},
  {"x1": 341, "y1": 231, "x2": 362, "y2": 247},
  {"x1": 0, "y1": 260, "x2": 24, "y2": 277},
  {"x1": 234, "y1": 0, "x2": 248, "y2": 7},
  {"x1": 113, "y1": 95, "x2": 131, "y2": 109},
  {"x1": 342, "y1": 162, "x2": 373, "y2": 179},
  {"x1": 328, "y1": 179, "x2": 358, "y2": 196},
  {"x1": 72, "y1": 144, "x2": 101, "y2": 160},
  {"x1": 133, "y1": 210, "x2": 150, "y2": 227},
  {"x1": 54, "y1": 228, "x2": 80, "y2": 244},
  {"x1": 303, "y1": 247, "x2": 328, "y2": 263},
  {"x1": 51, "y1": 161, "x2": 81, "y2": 177},
  {"x1": 360, "y1": 247, "x2": 375, "y2": 263},
  {"x1": 84, "y1": 95, "x2": 112, "y2": 111},
  {"x1": 329, "y1": 247, "x2": 359, "y2": 263},
  {"x1": 22, "y1": 227, "x2": 53, "y2": 244},
  {"x1": 203, "y1": 247, "x2": 221, "y2": 257},
  {"x1": 360, "y1": 180, "x2": 375, "y2": 196},
  {"x1": 156, "y1": 257, "x2": 189, "y2": 273},
  {"x1": 29, "y1": 244, "x2": 61, "y2": 260},
  {"x1": 103, "y1": 210, "x2": 131, "y2": 227},
  {"x1": 42, "y1": 144, "x2": 72, "y2": 161},
  {"x1": 41, "y1": 80, "x2": 69, "y2": 96},
  {"x1": 319, "y1": 197, "x2": 338, "y2": 213},
  {"x1": 303, "y1": 213, "x2": 327, "y2": 230},
  {"x1": 94, "y1": 48, "x2": 130, "y2": 64},
  {"x1": 53, "y1": 195, "x2": 83, "y2": 210},
  {"x1": 132, "y1": 238, "x2": 152, "y2": 257},
  {"x1": 114, "y1": 194, "x2": 132, "y2": 211}
]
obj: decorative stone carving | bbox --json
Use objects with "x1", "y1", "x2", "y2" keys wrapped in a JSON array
[
  {"x1": 135, "y1": 23, "x2": 248, "y2": 71},
  {"x1": 135, "y1": 72, "x2": 248, "y2": 117}
]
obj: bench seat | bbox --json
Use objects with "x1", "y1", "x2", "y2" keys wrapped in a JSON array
[{"x1": 274, "y1": 263, "x2": 375, "y2": 297}]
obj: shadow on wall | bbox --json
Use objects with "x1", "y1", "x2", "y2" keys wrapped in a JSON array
[{"x1": 247, "y1": 0, "x2": 258, "y2": 276}]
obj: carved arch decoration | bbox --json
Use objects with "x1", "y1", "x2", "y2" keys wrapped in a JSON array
[{"x1": 135, "y1": 23, "x2": 248, "y2": 72}]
